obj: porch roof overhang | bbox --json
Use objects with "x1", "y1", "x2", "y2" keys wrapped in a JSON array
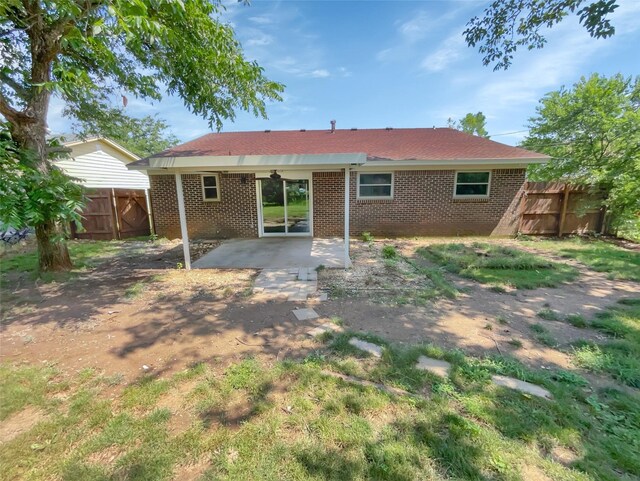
[{"x1": 127, "y1": 152, "x2": 367, "y2": 172}]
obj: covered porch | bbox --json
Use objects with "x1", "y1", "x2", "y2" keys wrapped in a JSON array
[{"x1": 193, "y1": 238, "x2": 346, "y2": 269}]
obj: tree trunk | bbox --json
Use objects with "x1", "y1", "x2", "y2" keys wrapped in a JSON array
[{"x1": 35, "y1": 221, "x2": 73, "y2": 271}]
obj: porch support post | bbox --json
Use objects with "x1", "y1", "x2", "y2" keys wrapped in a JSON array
[
  {"x1": 344, "y1": 167, "x2": 350, "y2": 268},
  {"x1": 175, "y1": 173, "x2": 191, "y2": 270}
]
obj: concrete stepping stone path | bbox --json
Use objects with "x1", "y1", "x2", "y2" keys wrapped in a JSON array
[
  {"x1": 321, "y1": 370, "x2": 412, "y2": 398},
  {"x1": 348, "y1": 338, "x2": 384, "y2": 358},
  {"x1": 415, "y1": 356, "x2": 451, "y2": 377},
  {"x1": 307, "y1": 323, "x2": 343, "y2": 338},
  {"x1": 491, "y1": 375, "x2": 552, "y2": 399},
  {"x1": 252, "y1": 268, "x2": 323, "y2": 302},
  {"x1": 292, "y1": 308, "x2": 319, "y2": 321}
]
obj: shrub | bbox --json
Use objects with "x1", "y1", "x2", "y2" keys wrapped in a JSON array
[{"x1": 381, "y1": 245, "x2": 398, "y2": 259}]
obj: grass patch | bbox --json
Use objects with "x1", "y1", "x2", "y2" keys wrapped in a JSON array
[
  {"x1": 381, "y1": 244, "x2": 398, "y2": 259},
  {"x1": 566, "y1": 313, "x2": 587, "y2": 328},
  {"x1": 0, "y1": 240, "x2": 128, "y2": 288},
  {"x1": 520, "y1": 237, "x2": 640, "y2": 282},
  {"x1": 417, "y1": 242, "x2": 578, "y2": 289},
  {"x1": 570, "y1": 298, "x2": 640, "y2": 388},
  {"x1": 530, "y1": 324, "x2": 557, "y2": 347},
  {"x1": 537, "y1": 308, "x2": 561, "y2": 321},
  {"x1": 2, "y1": 341, "x2": 640, "y2": 481}
]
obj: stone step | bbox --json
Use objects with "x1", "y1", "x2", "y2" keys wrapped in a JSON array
[
  {"x1": 348, "y1": 338, "x2": 384, "y2": 358},
  {"x1": 491, "y1": 375, "x2": 552, "y2": 399},
  {"x1": 415, "y1": 356, "x2": 451, "y2": 377}
]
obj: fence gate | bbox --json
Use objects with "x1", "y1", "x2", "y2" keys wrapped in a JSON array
[
  {"x1": 72, "y1": 188, "x2": 151, "y2": 240},
  {"x1": 519, "y1": 182, "x2": 605, "y2": 236}
]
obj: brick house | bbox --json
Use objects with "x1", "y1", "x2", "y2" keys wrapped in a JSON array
[{"x1": 128, "y1": 126, "x2": 547, "y2": 265}]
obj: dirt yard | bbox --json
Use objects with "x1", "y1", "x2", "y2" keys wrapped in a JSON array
[{"x1": 1, "y1": 236, "x2": 639, "y2": 388}]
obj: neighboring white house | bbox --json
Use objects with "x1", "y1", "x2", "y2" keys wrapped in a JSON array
[
  {"x1": 56, "y1": 136, "x2": 149, "y2": 190},
  {"x1": 55, "y1": 136, "x2": 154, "y2": 238}
]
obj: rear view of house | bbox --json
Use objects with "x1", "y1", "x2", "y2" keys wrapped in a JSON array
[{"x1": 129, "y1": 126, "x2": 547, "y2": 247}]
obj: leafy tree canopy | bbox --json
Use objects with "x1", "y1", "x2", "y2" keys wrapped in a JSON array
[
  {"x1": 72, "y1": 109, "x2": 180, "y2": 158},
  {"x1": 0, "y1": 0, "x2": 283, "y2": 271},
  {"x1": 465, "y1": 0, "x2": 619, "y2": 70},
  {"x1": 447, "y1": 112, "x2": 490, "y2": 138},
  {"x1": 523, "y1": 73, "x2": 640, "y2": 236}
]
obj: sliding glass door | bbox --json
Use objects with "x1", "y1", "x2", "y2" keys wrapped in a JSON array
[{"x1": 259, "y1": 178, "x2": 310, "y2": 236}]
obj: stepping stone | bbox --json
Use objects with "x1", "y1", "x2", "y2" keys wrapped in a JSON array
[
  {"x1": 415, "y1": 356, "x2": 451, "y2": 377},
  {"x1": 287, "y1": 290, "x2": 309, "y2": 302},
  {"x1": 491, "y1": 375, "x2": 552, "y2": 399},
  {"x1": 292, "y1": 308, "x2": 319, "y2": 321},
  {"x1": 308, "y1": 323, "x2": 343, "y2": 337},
  {"x1": 321, "y1": 370, "x2": 412, "y2": 397},
  {"x1": 348, "y1": 338, "x2": 383, "y2": 358}
]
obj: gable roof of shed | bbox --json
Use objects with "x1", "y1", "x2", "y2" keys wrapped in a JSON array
[{"x1": 141, "y1": 127, "x2": 546, "y2": 162}]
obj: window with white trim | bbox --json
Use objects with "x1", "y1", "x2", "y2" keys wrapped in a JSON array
[
  {"x1": 454, "y1": 171, "x2": 490, "y2": 197},
  {"x1": 201, "y1": 174, "x2": 220, "y2": 201},
  {"x1": 358, "y1": 173, "x2": 393, "y2": 199}
]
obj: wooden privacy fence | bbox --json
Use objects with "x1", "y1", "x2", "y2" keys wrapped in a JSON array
[
  {"x1": 519, "y1": 182, "x2": 605, "y2": 236},
  {"x1": 71, "y1": 188, "x2": 152, "y2": 240}
]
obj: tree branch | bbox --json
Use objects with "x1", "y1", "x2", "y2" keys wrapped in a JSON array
[
  {"x1": 0, "y1": 91, "x2": 35, "y2": 124},
  {"x1": 0, "y1": 72, "x2": 30, "y2": 100}
]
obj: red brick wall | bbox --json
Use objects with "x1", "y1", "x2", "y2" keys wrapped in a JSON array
[
  {"x1": 312, "y1": 169, "x2": 525, "y2": 237},
  {"x1": 149, "y1": 173, "x2": 257, "y2": 239},
  {"x1": 151, "y1": 169, "x2": 525, "y2": 239},
  {"x1": 312, "y1": 172, "x2": 345, "y2": 237}
]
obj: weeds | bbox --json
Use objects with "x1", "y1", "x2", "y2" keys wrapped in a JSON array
[
  {"x1": 417, "y1": 242, "x2": 578, "y2": 289},
  {"x1": 530, "y1": 324, "x2": 556, "y2": 347},
  {"x1": 537, "y1": 308, "x2": 560, "y2": 321},
  {"x1": 381, "y1": 245, "x2": 397, "y2": 259},
  {"x1": 565, "y1": 313, "x2": 587, "y2": 328}
]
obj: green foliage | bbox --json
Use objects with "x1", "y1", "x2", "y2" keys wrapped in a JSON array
[
  {"x1": 418, "y1": 242, "x2": 578, "y2": 289},
  {"x1": 0, "y1": 125, "x2": 85, "y2": 232},
  {"x1": 465, "y1": 0, "x2": 619, "y2": 70},
  {"x1": 523, "y1": 74, "x2": 640, "y2": 236},
  {"x1": 361, "y1": 232, "x2": 374, "y2": 242},
  {"x1": 520, "y1": 237, "x2": 640, "y2": 281},
  {"x1": 571, "y1": 299, "x2": 640, "y2": 387},
  {"x1": 1, "y1": 0, "x2": 284, "y2": 131},
  {"x1": 537, "y1": 308, "x2": 560, "y2": 321},
  {"x1": 381, "y1": 245, "x2": 398, "y2": 259},
  {"x1": 448, "y1": 112, "x2": 489, "y2": 137},
  {"x1": 72, "y1": 110, "x2": 179, "y2": 157}
]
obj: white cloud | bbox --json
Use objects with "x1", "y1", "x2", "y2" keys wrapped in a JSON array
[
  {"x1": 421, "y1": 31, "x2": 466, "y2": 72},
  {"x1": 248, "y1": 15, "x2": 274, "y2": 25},
  {"x1": 309, "y1": 69, "x2": 330, "y2": 78},
  {"x1": 397, "y1": 11, "x2": 434, "y2": 43},
  {"x1": 245, "y1": 33, "x2": 273, "y2": 47}
]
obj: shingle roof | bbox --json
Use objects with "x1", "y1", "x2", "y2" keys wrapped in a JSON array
[{"x1": 147, "y1": 127, "x2": 546, "y2": 161}]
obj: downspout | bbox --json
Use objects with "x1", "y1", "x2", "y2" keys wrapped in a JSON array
[{"x1": 174, "y1": 173, "x2": 191, "y2": 270}]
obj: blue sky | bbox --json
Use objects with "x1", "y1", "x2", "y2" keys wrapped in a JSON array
[{"x1": 48, "y1": 0, "x2": 640, "y2": 146}]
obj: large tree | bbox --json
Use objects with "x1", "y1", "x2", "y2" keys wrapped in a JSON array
[
  {"x1": 448, "y1": 112, "x2": 490, "y2": 138},
  {"x1": 72, "y1": 108, "x2": 179, "y2": 158},
  {"x1": 465, "y1": 0, "x2": 619, "y2": 70},
  {"x1": 0, "y1": 0, "x2": 283, "y2": 271},
  {"x1": 522, "y1": 73, "x2": 640, "y2": 235}
]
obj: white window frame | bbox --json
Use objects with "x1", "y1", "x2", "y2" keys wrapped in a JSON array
[
  {"x1": 357, "y1": 172, "x2": 394, "y2": 200},
  {"x1": 453, "y1": 170, "x2": 491, "y2": 199},
  {"x1": 201, "y1": 174, "x2": 221, "y2": 202}
]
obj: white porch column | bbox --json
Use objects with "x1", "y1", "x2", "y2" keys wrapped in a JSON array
[
  {"x1": 174, "y1": 173, "x2": 191, "y2": 270},
  {"x1": 344, "y1": 167, "x2": 350, "y2": 268}
]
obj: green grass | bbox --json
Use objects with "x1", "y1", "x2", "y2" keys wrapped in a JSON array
[
  {"x1": 530, "y1": 324, "x2": 557, "y2": 347},
  {"x1": 0, "y1": 240, "x2": 125, "y2": 287},
  {"x1": 2, "y1": 336, "x2": 640, "y2": 481},
  {"x1": 571, "y1": 298, "x2": 640, "y2": 388},
  {"x1": 566, "y1": 314, "x2": 588, "y2": 328},
  {"x1": 261, "y1": 201, "x2": 308, "y2": 220},
  {"x1": 537, "y1": 308, "x2": 561, "y2": 321},
  {"x1": 417, "y1": 242, "x2": 579, "y2": 289},
  {"x1": 519, "y1": 237, "x2": 640, "y2": 282}
]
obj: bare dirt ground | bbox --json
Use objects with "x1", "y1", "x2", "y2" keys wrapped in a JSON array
[
  {"x1": 1, "y1": 237, "x2": 639, "y2": 388},
  {"x1": 320, "y1": 238, "x2": 640, "y2": 373},
  {"x1": 1, "y1": 241, "x2": 321, "y2": 385}
]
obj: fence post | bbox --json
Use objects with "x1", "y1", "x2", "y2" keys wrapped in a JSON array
[{"x1": 558, "y1": 184, "x2": 570, "y2": 237}]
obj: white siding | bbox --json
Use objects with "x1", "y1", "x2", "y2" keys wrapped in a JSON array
[{"x1": 56, "y1": 149, "x2": 149, "y2": 190}]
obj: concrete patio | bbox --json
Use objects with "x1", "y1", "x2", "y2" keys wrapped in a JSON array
[{"x1": 193, "y1": 238, "x2": 346, "y2": 269}]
